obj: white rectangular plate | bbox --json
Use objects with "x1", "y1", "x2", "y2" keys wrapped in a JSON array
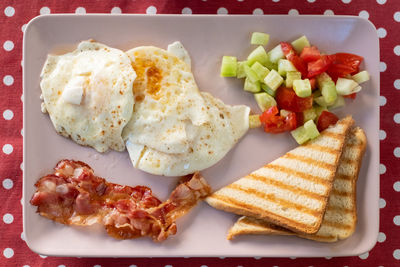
[{"x1": 23, "y1": 14, "x2": 380, "y2": 257}]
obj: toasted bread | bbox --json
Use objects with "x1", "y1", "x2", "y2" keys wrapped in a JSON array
[
  {"x1": 206, "y1": 116, "x2": 354, "y2": 234},
  {"x1": 228, "y1": 127, "x2": 367, "y2": 242}
]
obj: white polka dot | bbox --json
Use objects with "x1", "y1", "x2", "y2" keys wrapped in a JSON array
[
  {"x1": 21, "y1": 232, "x2": 25, "y2": 241},
  {"x1": 3, "y1": 109, "x2": 14, "y2": 120},
  {"x1": 3, "y1": 41, "x2": 14, "y2": 51},
  {"x1": 394, "y1": 45, "x2": 400, "y2": 56},
  {"x1": 290, "y1": 256, "x2": 297, "y2": 259},
  {"x1": 380, "y1": 164, "x2": 386, "y2": 174},
  {"x1": 380, "y1": 61, "x2": 387, "y2": 72},
  {"x1": 380, "y1": 96, "x2": 387, "y2": 106},
  {"x1": 394, "y1": 181, "x2": 400, "y2": 192},
  {"x1": 21, "y1": 128, "x2": 23, "y2": 136},
  {"x1": 394, "y1": 215, "x2": 400, "y2": 225},
  {"x1": 272, "y1": 0, "x2": 280, "y2": 2},
  {"x1": 325, "y1": 256, "x2": 332, "y2": 259},
  {"x1": 164, "y1": 265, "x2": 172, "y2": 267},
  {"x1": 20, "y1": 162, "x2": 24, "y2": 171},
  {"x1": 21, "y1": 94, "x2": 24, "y2": 102},
  {"x1": 254, "y1": 257, "x2": 262, "y2": 259},
  {"x1": 2, "y1": 178, "x2": 13, "y2": 189},
  {"x1": 394, "y1": 249, "x2": 400, "y2": 259},
  {"x1": 359, "y1": 10, "x2": 369, "y2": 19},
  {"x1": 237, "y1": 0, "x2": 244, "y2": 2},
  {"x1": 394, "y1": 79, "x2": 400, "y2": 89},
  {"x1": 342, "y1": 0, "x2": 351, "y2": 3},
  {"x1": 253, "y1": 8, "x2": 263, "y2": 15},
  {"x1": 58, "y1": 265, "x2": 66, "y2": 267},
  {"x1": 3, "y1": 75, "x2": 14, "y2": 86},
  {"x1": 20, "y1": 197, "x2": 23, "y2": 205},
  {"x1": 377, "y1": 0, "x2": 386, "y2": 4},
  {"x1": 75, "y1": 7, "x2": 86, "y2": 14},
  {"x1": 3, "y1": 213, "x2": 13, "y2": 224},
  {"x1": 182, "y1": 7, "x2": 192, "y2": 14},
  {"x1": 111, "y1": 7, "x2": 121, "y2": 14},
  {"x1": 200, "y1": 265, "x2": 208, "y2": 267},
  {"x1": 377, "y1": 28, "x2": 387, "y2": 38},
  {"x1": 39, "y1": 255, "x2": 47, "y2": 258},
  {"x1": 219, "y1": 257, "x2": 225, "y2": 259},
  {"x1": 2, "y1": 144, "x2": 13, "y2": 155},
  {"x1": 394, "y1": 12, "x2": 400, "y2": 22},
  {"x1": 21, "y1": 24, "x2": 27, "y2": 33},
  {"x1": 378, "y1": 232, "x2": 386, "y2": 242},
  {"x1": 40, "y1": 7, "x2": 50, "y2": 15},
  {"x1": 23, "y1": 265, "x2": 30, "y2": 267},
  {"x1": 217, "y1": 7, "x2": 228, "y2": 14},
  {"x1": 146, "y1": 6, "x2": 157, "y2": 14},
  {"x1": 380, "y1": 129, "x2": 386, "y2": 140},
  {"x1": 288, "y1": 9, "x2": 299, "y2": 15},
  {"x1": 324, "y1": 10, "x2": 334, "y2": 16},
  {"x1": 4, "y1": 6, "x2": 15, "y2": 17},
  {"x1": 394, "y1": 147, "x2": 400, "y2": 158},
  {"x1": 394, "y1": 113, "x2": 400, "y2": 123},
  {"x1": 380, "y1": 198, "x2": 386, "y2": 208},
  {"x1": 129, "y1": 265, "x2": 137, "y2": 267},
  {"x1": 359, "y1": 252, "x2": 369, "y2": 259},
  {"x1": 3, "y1": 248, "x2": 14, "y2": 258},
  {"x1": 307, "y1": 0, "x2": 316, "y2": 2}
]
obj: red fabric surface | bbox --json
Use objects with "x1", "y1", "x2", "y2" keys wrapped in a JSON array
[{"x1": 1, "y1": 0, "x2": 399, "y2": 266}]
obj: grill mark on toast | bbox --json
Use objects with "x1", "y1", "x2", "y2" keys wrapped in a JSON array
[
  {"x1": 227, "y1": 184, "x2": 322, "y2": 217},
  {"x1": 319, "y1": 131, "x2": 346, "y2": 140},
  {"x1": 339, "y1": 157, "x2": 358, "y2": 165},
  {"x1": 326, "y1": 206, "x2": 353, "y2": 213},
  {"x1": 267, "y1": 165, "x2": 331, "y2": 186},
  {"x1": 330, "y1": 189, "x2": 352, "y2": 197},
  {"x1": 305, "y1": 144, "x2": 338, "y2": 154},
  {"x1": 210, "y1": 194, "x2": 318, "y2": 229},
  {"x1": 284, "y1": 153, "x2": 335, "y2": 171},
  {"x1": 335, "y1": 173, "x2": 353, "y2": 180},
  {"x1": 248, "y1": 174, "x2": 326, "y2": 201},
  {"x1": 322, "y1": 220, "x2": 353, "y2": 230}
]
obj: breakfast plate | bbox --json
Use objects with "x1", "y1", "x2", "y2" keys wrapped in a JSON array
[{"x1": 23, "y1": 14, "x2": 379, "y2": 257}]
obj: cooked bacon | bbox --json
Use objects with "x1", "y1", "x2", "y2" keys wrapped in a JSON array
[{"x1": 30, "y1": 160, "x2": 211, "y2": 242}]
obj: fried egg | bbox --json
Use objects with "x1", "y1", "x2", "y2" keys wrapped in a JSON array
[
  {"x1": 40, "y1": 40, "x2": 136, "y2": 152},
  {"x1": 123, "y1": 45, "x2": 250, "y2": 176}
]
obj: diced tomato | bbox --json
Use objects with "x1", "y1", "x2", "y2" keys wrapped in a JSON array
[
  {"x1": 300, "y1": 46, "x2": 321, "y2": 62},
  {"x1": 317, "y1": 111, "x2": 339, "y2": 132},
  {"x1": 326, "y1": 53, "x2": 363, "y2": 80},
  {"x1": 343, "y1": 93, "x2": 357, "y2": 99},
  {"x1": 280, "y1": 42, "x2": 308, "y2": 78},
  {"x1": 295, "y1": 112, "x2": 304, "y2": 128},
  {"x1": 307, "y1": 55, "x2": 333, "y2": 78},
  {"x1": 275, "y1": 87, "x2": 313, "y2": 113},
  {"x1": 309, "y1": 78, "x2": 317, "y2": 90},
  {"x1": 259, "y1": 106, "x2": 297, "y2": 133}
]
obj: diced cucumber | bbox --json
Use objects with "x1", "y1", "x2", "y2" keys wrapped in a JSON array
[
  {"x1": 278, "y1": 59, "x2": 297, "y2": 76},
  {"x1": 303, "y1": 120, "x2": 320, "y2": 139},
  {"x1": 293, "y1": 79, "x2": 312, "y2": 98},
  {"x1": 352, "y1": 70, "x2": 370, "y2": 84},
  {"x1": 251, "y1": 62, "x2": 270, "y2": 80},
  {"x1": 261, "y1": 83, "x2": 276, "y2": 97},
  {"x1": 291, "y1": 35, "x2": 310, "y2": 54},
  {"x1": 312, "y1": 89, "x2": 322, "y2": 98},
  {"x1": 244, "y1": 65, "x2": 260, "y2": 82},
  {"x1": 286, "y1": 71, "x2": 302, "y2": 88},
  {"x1": 314, "y1": 105, "x2": 328, "y2": 119},
  {"x1": 220, "y1": 56, "x2": 237, "y2": 77},
  {"x1": 254, "y1": 92, "x2": 277, "y2": 112},
  {"x1": 280, "y1": 109, "x2": 291, "y2": 117},
  {"x1": 244, "y1": 77, "x2": 261, "y2": 93},
  {"x1": 249, "y1": 114, "x2": 262, "y2": 128},
  {"x1": 263, "y1": 69, "x2": 284, "y2": 91},
  {"x1": 303, "y1": 108, "x2": 317, "y2": 122},
  {"x1": 317, "y1": 72, "x2": 337, "y2": 105},
  {"x1": 264, "y1": 60, "x2": 278, "y2": 71},
  {"x1": 314, "y1": 96, "x2": 329, "y2": 107},
  {"x1": 247, "y1": 46, "x2": 269, "y2": 66},
  {"x1": 268, "y1": 44, "x2": 285, "y2": 63},
  {"x1": 336, "y1": 78, "x2": 362, "y2": 95},
  {"x1": 236, "y1": 61, "x2": 248, "y2": 79},
  {"x1": 328, "y1": 95, "x2": 345, "y2": 110},
  {"x1": 291, "y1": 125, "x2": 309, "y2": 145},
  {"x1": 251, "y1": 32, "x2": 270, "y2": 46}
]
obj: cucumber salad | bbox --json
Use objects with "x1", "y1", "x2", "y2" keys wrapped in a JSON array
[{"x1": 220, "y1": 33, "x2": 370, "y2": 144}]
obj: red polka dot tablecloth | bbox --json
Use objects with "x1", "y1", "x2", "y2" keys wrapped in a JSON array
[{"x1": 1, "y1": 0, "x2": 399, "y2": 266}]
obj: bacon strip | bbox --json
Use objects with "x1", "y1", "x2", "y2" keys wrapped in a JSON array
[{"x1": 30, "y1": 160, "x2": 211, "y2": 242}]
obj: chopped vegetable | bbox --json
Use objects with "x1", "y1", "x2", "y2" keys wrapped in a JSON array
[
  {"x1": 316, "y1": 72, "x2": 337, "y2": 105},
  {"x1": 244, "y1": 77, "x2": 261, "y2": 93},
  {"x1": 278, "y1": 59, "x2": 297, "y2": 76},
  {"x1": 251, "y1": 32, "x2": 270, "y2": 46},
  {"x1": 276, "y1": 86, "x2": 313, "y2": 112},
  {"x1": 293, "y1": 79, "x2": 312, "y2": 98},
  {"x1": 247, "y1": 46, "x2": 269, "y2": 66},
  {"x1": 328, "y1": 95, "x2": 345, "y2": 110},
  {"x1": 249, "y1": 114, "x2": 262, "y2": 128},
  {"x1": 303, "y1": 119, "x2": 320, "y2": 139},
  {"x1": 317, "y1": 110, "x2": 339, "y2": 132},
  {"x1": 352, "y1": 70, "x2": 370, "y2": 84},
  {"x1": 251, "y1": 62, "x2": 270, "y2": 80},
  {"x1": 285, "y1": 71, "x2": 302, "y2": 88},
  {"x1": 254, "y1": 92, "x2": 277, "y2": 111},
  {"x1": 335, "y1": 78, "x2": 361, "y2": 95},
  {"x1": 244, "y1": 65, "x2": 260, "y2": 82},
  {"x1": 236, "y1": 61, "x2": 248, "y2": 78},
  {"x1": 300, "y1": 46, "x2": 321, "y2": 62},
  {"x1": 264, "y1": 69, "x2": 284, "y2": 91},
  {"x1": 326, "y1": 53, "x2": 363, "y2": 81},
  {"x1": 261, "y1": 83, "x2": 276, "y2": 97},
  {"x1": 268, "y1": 44, "x2": 285, "y2": 63},
  {"x1": 303, "y1": 108, "x2": 317, "y2": 122},
  {"x1": 290, "y1": 125, "x2": 309, "y2": 144},
  {"x1": 220, "y1": 56, "x2": 237, "y2": 77},
  {"x1": 307, "y1": 55, "x2": 333, "y2": 78},
  {"x1": 281, "y1": 42, "x2": 308, "y2": 78},
  {"x1": 260, "y1": 106, "x2": 297, "y2": 133},
  {"x1": 291, "y1": 35, "x2": 310, "y2": 54}
]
